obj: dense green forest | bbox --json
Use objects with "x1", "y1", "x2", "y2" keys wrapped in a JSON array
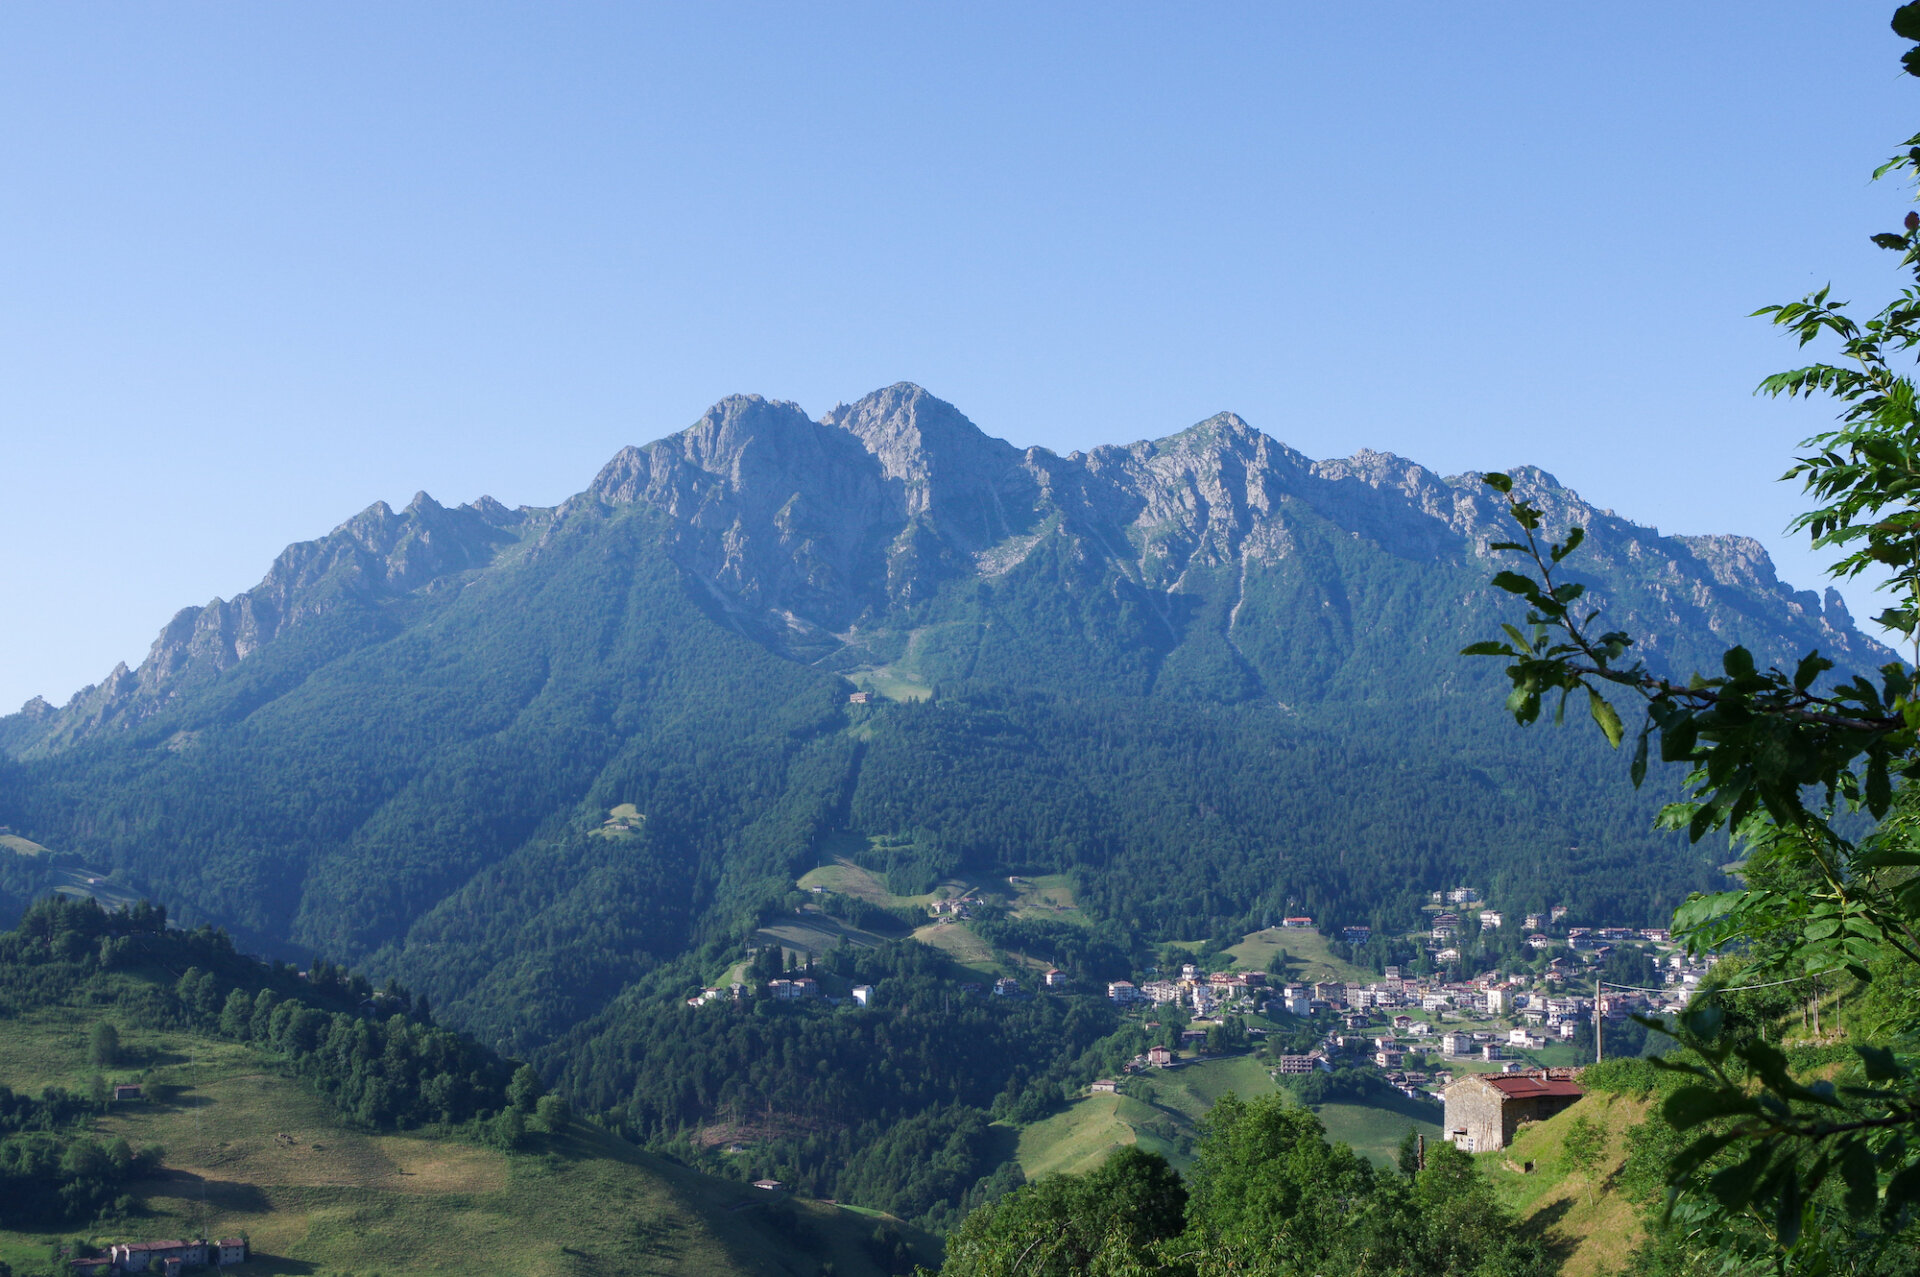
[
  {"x1": 0, "y1": 1080, "x2": 162, "y2": 1230},
  {"x1": 553, "y1": 940, "x2": 1146, "y2": 1229}
]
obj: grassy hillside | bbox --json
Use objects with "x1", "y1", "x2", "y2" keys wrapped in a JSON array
[
  {"x1": 797, "y1": 856, "x2": 939, "y2": 910},
  {"x1": 1223, "y1": 927, "x2": 1371, "y2": 985},
  {"x1": 1012, "y1": 1056, "x2": 1273, "y2": 1180},
  {"x1": 1312, "y1": 1096, "x2": 1439, "y2": 1168},
  {"x1": 0, "y1": 1002, "x2": 933, "y2": 1277},
  {"x1": 1004, "y1": 875, "x2": 1086, "y2": 928},
  {"x1": 1474, "y1": 1090, "x2": 1652, "y2": 1277},
  {"x1": 1012, "y1": 1051, "x2": 1442, "y2": 1187},
  {"x1": 1013, "y1": 1093, "x2": 1181, "y2": 1179}
]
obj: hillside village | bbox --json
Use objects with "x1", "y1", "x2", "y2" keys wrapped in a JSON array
[
  {"x1": 706, "y1": 865, "x2": 1709, "y2": 1133},
  {"x1": 1102, "y1": 887, "x2": 1706, "y2": 1105}
]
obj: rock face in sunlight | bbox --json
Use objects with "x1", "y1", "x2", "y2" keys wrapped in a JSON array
[
  {"x1": 10, "y1": 383, "x2": 1876, "y2": 754},
  {"x1": 0, "y1": 383, "x2": 1885, "y2": 1052}
]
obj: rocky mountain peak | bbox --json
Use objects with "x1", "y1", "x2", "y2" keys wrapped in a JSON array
[
  {"x1": 820, "y1": 383, "x2": 1019, "y2": 481},
  {"x1": 5, "y1": 386, "x2": 1897, "y2": 761},
  {"x1": 816, "y1": 385, "x2": 1028, "y2": 535}
]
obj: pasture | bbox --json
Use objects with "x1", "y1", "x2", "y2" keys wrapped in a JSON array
[
  {"x1": 0, "y1": 1003, "x2": 934, "y2": 1277},
  {"x1": 1223, "y1": 928, "x2": 1371, "y2": 985}
]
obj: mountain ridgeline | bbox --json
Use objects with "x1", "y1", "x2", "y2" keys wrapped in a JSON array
[{"x1": 0, "y1": 385, "x2": 1884, "y2": 1056}]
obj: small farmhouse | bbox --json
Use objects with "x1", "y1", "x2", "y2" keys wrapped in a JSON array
[
  {"x1": 92, "y1": 1236, "x2": 245, "y2": 1274},
  {"x1": 1443, "y1": 1071, "x2": 1584, "y2": 1152}
]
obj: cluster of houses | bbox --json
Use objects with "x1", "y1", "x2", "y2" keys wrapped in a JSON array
[
  {"x1": 1094, "y1": 916, "x2": 1701, "y2": 1107},
  {"x1": 1353, "y1": 888, "x2": 1710, "y2": 989},
  {"x1": 70, "y1": 1238, "x2": 247, "y2": 1275},
  {"x1": 685, "y1": 978, "x2": 874, "y2": 1007},
  {"x1": 688, "y1": 960, "x2": 1091, "y2": 1011},
  {"x1": 1108, "y1": 964, "x2": 1267, "y2": 1017}
]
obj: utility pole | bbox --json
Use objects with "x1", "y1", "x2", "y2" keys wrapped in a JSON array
[{"x1": 1594, "y1": 976, "x2": 1602, "y2": 1064}]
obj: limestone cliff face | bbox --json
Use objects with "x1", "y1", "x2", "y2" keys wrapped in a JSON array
[
  {"x1": 5, "y1": 383, "x2": 1891, "y2": 756},
  {"x1": 579, "y1": 386, "x2": 1884, "y2": 680}
]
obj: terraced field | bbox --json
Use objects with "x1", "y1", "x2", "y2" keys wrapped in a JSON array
[{"x1": 752, "y1": 911, "x2": 893, "y2": 961}]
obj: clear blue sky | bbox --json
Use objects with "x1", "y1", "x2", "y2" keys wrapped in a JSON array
[{"x1": 1, "y1": 2, "x2": 1913, "y2": 712}]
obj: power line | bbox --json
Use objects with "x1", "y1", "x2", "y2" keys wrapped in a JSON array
[{"x1": 1589, "y1": 971, "x2": 1843, "y2": 998}]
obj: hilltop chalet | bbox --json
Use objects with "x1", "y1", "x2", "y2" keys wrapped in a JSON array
[{"x1": 1444, "y1": 1071, "x2": 1584, "y2": 1152}]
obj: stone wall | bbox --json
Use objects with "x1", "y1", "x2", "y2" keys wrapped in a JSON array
[{"x1": 1443, "y1": 1076, "x2": 1508, "y2": 1152}]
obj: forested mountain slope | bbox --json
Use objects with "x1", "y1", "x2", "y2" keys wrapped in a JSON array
[{"x1": 0, "y1": 385, "x2": 1887, "y2": 1059}]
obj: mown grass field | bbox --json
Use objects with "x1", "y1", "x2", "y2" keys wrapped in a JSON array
[
  {"x1": 1013, "y1": 1094, "x2": 1181, "y2": 1179},
  {"x1": 1138, "y1": 1055, "x2": 1277, "y2": 1125},
  {"x1": 1, "y1": 833, "x2": 144, "y2": 912},
  {"x1": 796, "y1": 857, "x2": 934, "y2": 909},
  {"x1": 848, "y1": 669, "x2": 933, "y2": 703},
  {"x1": 908, "y1": 921, "x2": 998, "y2": 977},
  {"x1": 1005, "y1": 874, "x2": 1087, "y2": 928},
  {"x1": 794, "y1": 857, "x2": 1025, "y2": 979},
  {"x1": 1013, "y1": 1054, "x2": 1277, "y2": 1179},
  {"x1": 1223, "y1": 928, "x2": 1371, "y2": 985},
  {"x1": 752, "y1": 911, "x2": 893, "y2": 961},
  {"x1": 1309, "y1": 1096, "x2": 1440, "y2": 1169},
  {"x1": 1012, "y1": 1049, "x2": 1447, "y2": 1185},
  {"x1": 0, "y1": 1006, "x2": 933, "y2": 1277}
]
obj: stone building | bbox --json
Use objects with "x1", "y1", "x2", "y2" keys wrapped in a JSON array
[{"x1": 1443, "y1": 1071, "x2": 1584, "y2": 1152}]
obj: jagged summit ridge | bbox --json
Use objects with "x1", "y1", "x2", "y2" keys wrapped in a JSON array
[
  {"x1": 9, "y1": 491, "x2": 541, "y2": 754},
  {"x1": 1, "y1": 384, "x2": 1886, "y2": 756}
]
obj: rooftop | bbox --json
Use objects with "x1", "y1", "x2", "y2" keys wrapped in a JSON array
[{"x1": 1484, "y1": 1075, "x2": 1585, "y2": 1099}]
